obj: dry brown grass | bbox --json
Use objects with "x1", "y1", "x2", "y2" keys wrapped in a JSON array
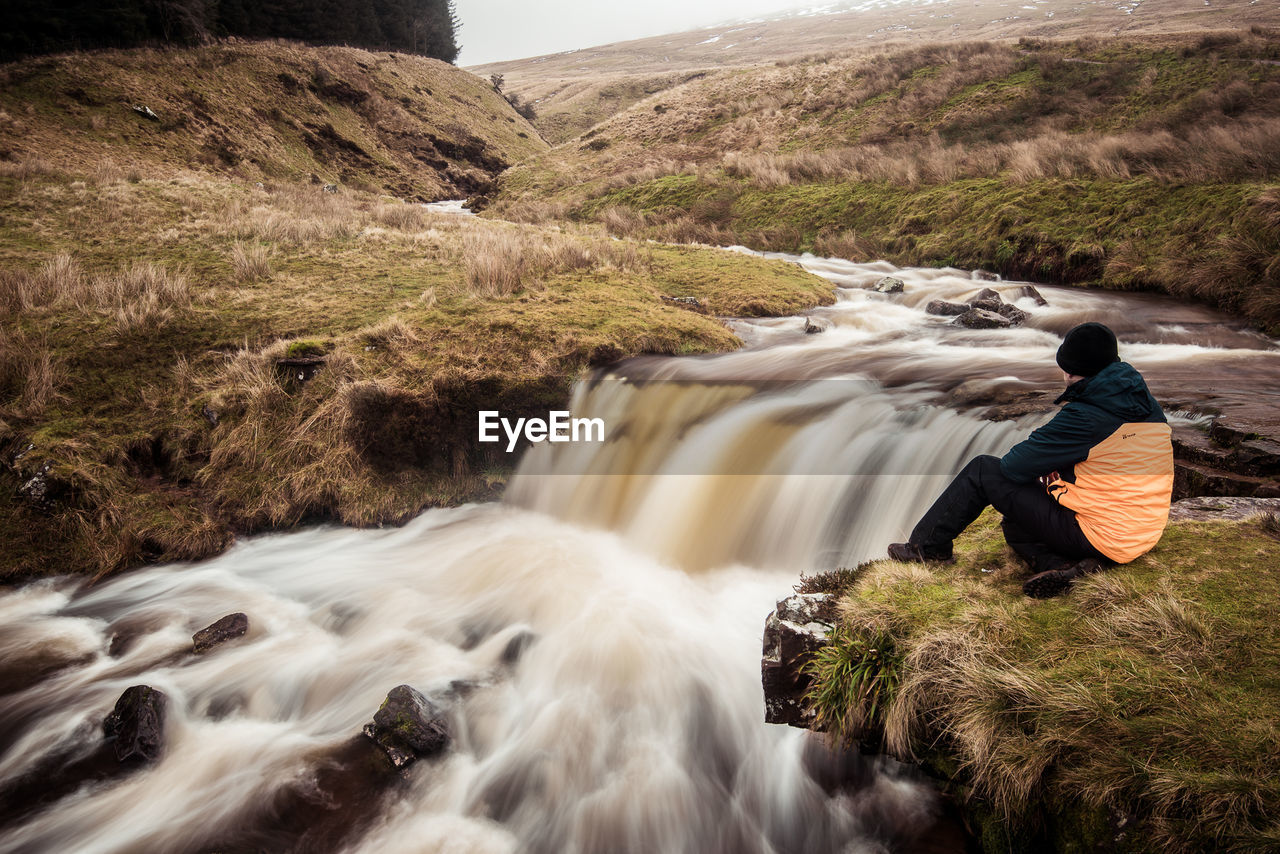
[
  {"x1": 231, "y1": 242, "x2": 272, "y2": 283},
  {"x1": 463, "y1": 224, "x2": 651, "y2": 297},
  {"x1": 0, "y1": 327, "x2": 63, "y2": 420},
  {"x1": 0, "y1": 156, "x2": 54, "y2": 180},
  {"x1": 809, "y1": 513, "x2": 1280, "y2": 851},
  {"x1": 1, "y1": 253, "x2": 190, "y2": 330}
]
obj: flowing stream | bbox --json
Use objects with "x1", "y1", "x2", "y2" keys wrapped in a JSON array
[{"x1": 1, "y1": 253, "x2": 1277, "y2": 854}]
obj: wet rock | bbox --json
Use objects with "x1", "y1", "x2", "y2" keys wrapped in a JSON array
[
  {"x1": 362, "y1": 684, "x2": 449, "y2": 767},
  {"x1": 192, "y1": 613, "x2": 249, "y2": 654},
  {"x1": 16, "y1": 460, "x2": 56, "y2": 512},
  {"x1": 925, "y1": 299, "x2": 969, "y2": 317},
  {"x1": 1169, "y1": 496, "x2": 1280, "y2": 522},
  {"x1": 502, "y1": 629, "x2": 537, "y2": 665},
  {"x1": 1174, "y1": 461, "x2": 1280, "y2": 500},
  {"x1": 762, "y1": 593, "x2": 835, "y2": 728},
  {"x1": 971, "y1": 269, "x2": 1000, "y2": 281},
  {"x1": 131, "y1": 104, "x2": 159, "y2": 122},
  {"x1": 873, "y1": 276, "x2": 905, "y2": 294},
  {"x1": 1235, "y1": 438, "x2": 1280, "y2": 476},
  {"x1": 661, "y1": 295, "x2": 704, "y2": 311},
  {"x1": 968, "y1": 287, "x2": 1004, "y2": 312},
  {"x1": 803, "y1": 317, "x2": 827, "y2": 334},
  {"x1": 996, "y1": 303, "x2": 1029, "y2": 325},
  {"x1": 276, "y1": 355, "x2": 325, "y2": 384},
  {"x1": 953, "y1": 308, "x2": 1012, "y2": 330},
  {"x1": 1014, "y1": 284, "x2": 1049, "y2": 306},
  {"x1": 103, "y1": 685, "x2": 167, "y2": 763}
]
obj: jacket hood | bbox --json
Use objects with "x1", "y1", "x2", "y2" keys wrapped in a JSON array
[{"x1": 1055, "y1": 361, "x2": 1165, "y2": 422}]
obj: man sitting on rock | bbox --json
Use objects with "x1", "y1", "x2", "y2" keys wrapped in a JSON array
[{"x1": 888, "y1": 322, "x2": 1174, "y2": 598}]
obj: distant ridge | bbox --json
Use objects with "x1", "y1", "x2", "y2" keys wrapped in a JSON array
[{"x1": 473, "y1": 0, "x2": 1276, "y2": 143}]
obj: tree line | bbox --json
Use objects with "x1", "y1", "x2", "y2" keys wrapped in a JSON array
[{"x1": 0, "y1": 0, "x2": 460, "y2": 63}]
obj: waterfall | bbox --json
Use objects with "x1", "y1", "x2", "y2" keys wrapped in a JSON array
[{"x1": 1, "y1": 256, "x2": 1275, "y2": 853}]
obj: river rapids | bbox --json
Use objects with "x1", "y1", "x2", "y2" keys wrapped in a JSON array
[{"x1": 1, "y1": 253, "x2": 1277, "y2": 854}]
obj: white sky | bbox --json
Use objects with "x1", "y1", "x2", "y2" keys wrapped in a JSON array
[{"x1": 453, "y1": 0, "x2": 826, "y2": 66}]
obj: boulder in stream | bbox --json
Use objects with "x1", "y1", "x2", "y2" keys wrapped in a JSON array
[
  {"x1": 925, "y1": 300, "x2": 969, "y2": 317},
  {"x1": 762, "y1": 594, "x2": 835, "y2": 728},
  {"x1": 1014, "y1": 284, "x2": 1049, "y2": 306},
  {"x1": 971, "y1": 269, "x2": 1000, "y2": 281},
  {"x1": 872, "y1": 276, "x2": 905, "y2": 294},
  {"x1": 192, "y1": 612, "x2": 249, "y2": 653},
  {"x1": 103, "y1": 685, "x2": 167, "y2": 763},
  {"x1": 953, "y1": 308, "x2": 1012, "y2": 330},
  {"x1": 803, "y1": 317, "x2": 827, "y2": 334},
  {"x1": 967, "y1": 287, "x2": 1004, "y2": 312},
  {"x1": 996, "y1": 303, "x2": 1029, "y2": 325},
  {"x1": 362, "y1": 684, "x2": 450, "y2": 768}
]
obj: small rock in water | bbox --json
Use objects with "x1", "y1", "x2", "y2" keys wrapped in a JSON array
[
  {"x1": 872, "y1": 276, "x2": 905, "y2": 294},
  {"x1": 954, "y1": 308, "x2": 1013, "y2": 330},
  {"x1": 968, "y1": 287, "x2": 1004, "y2": 312},
  {"x1": 925, "y1": 299, "x2": 969, "y2": 317},
  {"x1": 996, "y1": 303, "x2": 1029, "y2": 325},
  {"x1": 363, "y1": 684, "x2": 449, "y2": 768},
  {"x1": 192, "y1": 613, "x2": 249, "y2": 653},
  {"x1": 1014, "y1": 284, "x2": 1049, "y2": 306},
  {"x1": 103, "y1": 685, "x2": 167, "y2": 763},
  {"x1": 972, "y1": 269, "x2": 1000, "y2": 281},
  {"x1": 502, "y1": 629, "x2": 537, "y2": 665},
  {"x1": 762, "y1": 593, "x2": 835, "y2": 728},
  {"x1": 803, "y1": 317, "x2": 826, "y2": 334}
]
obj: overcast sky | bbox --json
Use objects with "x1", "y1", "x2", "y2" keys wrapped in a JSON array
[{"x1": 453, "y1": 0, "x2": 822, "y2": 66}]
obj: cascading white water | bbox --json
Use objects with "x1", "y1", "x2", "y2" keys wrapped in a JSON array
[{"x1": 1, "y1": 254, "x2": 1276, "y2": 854}]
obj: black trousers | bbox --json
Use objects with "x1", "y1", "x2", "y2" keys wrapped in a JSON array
[{"x1": 909, "y1": 455, "x2": 1109, "y2": 572}]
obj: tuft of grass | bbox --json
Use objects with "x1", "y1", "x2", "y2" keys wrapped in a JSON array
[
  {"x1": 464, "y1": 229, "x2": 530, "y2": 297},
  {"x1": 804, "y1": 625, "x2": 901, "y2": 744},
  {"x1": 806, "y1": 510, "x2": 1280, "y2": 852},
  {"x1": 231, "y1": 243, "x2": 272, "y2": 283}
]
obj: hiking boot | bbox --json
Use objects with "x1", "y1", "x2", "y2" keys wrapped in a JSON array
[
  {"x1": 1022, "y1": 558, "x2": 1104, "y2": 599},
  {"x1": 887, "y1": 542, "x2": 954, "y2": 564}
]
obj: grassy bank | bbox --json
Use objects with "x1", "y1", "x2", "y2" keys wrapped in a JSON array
[
  {"x1": 802, "y1": 510, "x2": 1280, "y2": 852},
  {"x1": 0, "y1": 169, "x2": 833, "y2": 582},
  {"x1": 493, "y1": 31, "x2": 1280, "y2": 332}
]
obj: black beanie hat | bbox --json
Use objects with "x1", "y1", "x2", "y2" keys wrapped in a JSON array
[{"x1": 1056, "y1": 322, "x2": 1119, "y2": 377}]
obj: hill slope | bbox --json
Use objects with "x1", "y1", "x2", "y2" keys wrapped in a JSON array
[
  {"x1": 0, "y1": 43, "x2": 837, "y2": 582},
  {"x1": 0, "y1": 41, "x2": 545, "y2": 200},
  {"x1": 471, "y1": 0, "x2": 1277, "y2": 143},
  {"x1": 493, "y1": 30, "x2": 1280, "y2": 331}
]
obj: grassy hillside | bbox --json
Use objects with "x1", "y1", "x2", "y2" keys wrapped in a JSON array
[
  {"x1": 800, "y1": 509, "x2": 1280, "y2": 853},
  {"x1": 493, "y1": 31, "x2": 1280, "y2": 332},
  {"x1": 0, "y1": 44, "x2": 836, "y2": 582},
  {"x1": 491, "y1": 70, "x2": 710, "y2": 146},
  {"x1": 472, "y1": 0, "x2": 1275, "y2": 145},
  {"x1": 0, "y1": 41, "x2": 546, "y2": 200}
]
